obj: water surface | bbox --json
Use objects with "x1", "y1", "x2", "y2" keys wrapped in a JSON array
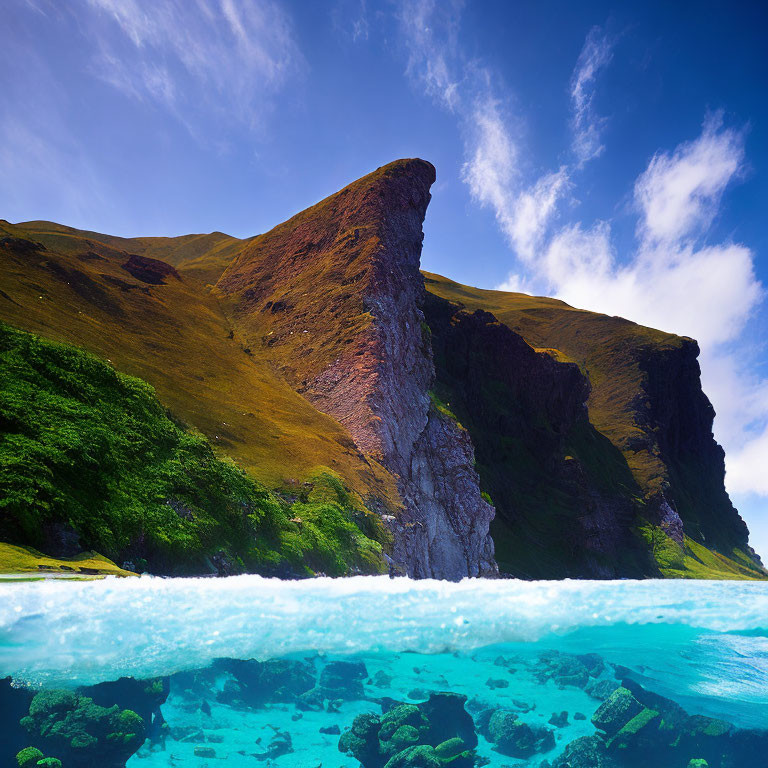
[{"x1": 1, "y1": 577, "x2": 766, "y2": 767}]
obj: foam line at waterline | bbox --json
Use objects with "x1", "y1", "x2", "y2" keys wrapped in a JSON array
[{"x1": 1, "y1": 576, "x2": 767, "y2": 685}]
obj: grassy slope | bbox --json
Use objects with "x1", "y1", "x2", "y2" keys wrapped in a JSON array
[
  {"x1": 0, "y1": 220, "x2": 398, "y2": 507},
  {"x1": 423, "y1": 272, "x2": 765, "y2": 580},
  {"x1": 0, "y1": 542, "x2": 134, "y2": 578},
  {"x1": 18, "y1": 220, "x2": 245, "y2": 286},
  {"x1": 0, "y1": 322, "x2": 388, "y2": 576}
]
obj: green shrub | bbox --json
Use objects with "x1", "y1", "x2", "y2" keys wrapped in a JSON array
[{"x1": 0, "y1": 323, "x2": 387, "y2": 575}]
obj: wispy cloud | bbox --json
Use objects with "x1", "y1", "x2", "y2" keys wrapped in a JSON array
[
  {"x1": 634, "y1": 113, "x2": 745, "y2": 246},
  {"x1": 570, "y1": 27, "x2": 613, "y2": 166},
  {"x1": 395, "y1": 2, "x2": 767, "y2": 512},
  {"x1": 0, "y1": 7, "x2": 110, "y2": 224},
  {"x1": 83, "y1": 0, "x2": 302, "y2": 131},
  {"x1": 398, "y1": 0, "x2": 464, "y2": 111}
]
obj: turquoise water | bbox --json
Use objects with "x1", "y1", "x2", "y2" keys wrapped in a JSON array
[{"x1": 1, "y1": 577, "x2": 767, "y2": 767}]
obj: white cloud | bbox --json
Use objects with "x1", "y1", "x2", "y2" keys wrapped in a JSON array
[
  {"x1": 83, "y1": 0, "x2": 302, "y2": 129},
  {"x1": 399, "y1": 5, "x2": 767, "y2": 511},
  {"x1": 634, "y1": 113, "x2": 745, "y2": 246},
  {"x1": 727, "y1": 426, "x2": 768, "y2": 495},
  {"x1": 398, "y1": 0, "x2": 463, "y2": 111},
  {"x1": 505, "y1": 169, "x2": 570, "y2": 262},
  {"x1": 516, "y1": 118, "x2": 767, "y2": 506},
  {"x1": 570, "y1": 26, "x2": 613, "y2": 166}
]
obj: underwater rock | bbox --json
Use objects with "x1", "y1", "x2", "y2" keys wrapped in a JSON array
[
  {"x1": 80, "y1": 676, "x2": 169, "y2": 726},
  {"x1": 295, "y1": 687, "x2": 325, "y2": 711},
  {"x1": 591, "y1": 687, "x2": 644, "y2": 736},
  {"x1": 260, "y1": 729, "x2": 293, "y2": 760},
  {"x1": 215, "y1": 658, "x2": 316, "y2": 707},
  {"x1": 339, "y1": 694, "x2": 479, "y2": 768},
  {"x1": 487, "y1": 710, "x2": 554, "y2": 757},
  {"x1": 16, "y1": 748, "x2": 44, "y2": 768},
  {"x1": 373, "y1": 670, "x2": 394, "y2": 688},
  {"x1": 485, "y1": 678, "x2": 509, "y2": 689},
  {"x1": 548, "y1": 711, "x2": 569, "y2": 727},
  {"x1": 409, "y1": 687, "x2": 430, "y2": 700},
  {"x1": 339, "y1": 712, "x2": 384, "y2": 767},
  {"x1": 419, "y1": 693, "x2": 478, "y2": 750},
  {"x1": 586, "y1": 679, "x2": 620, "y2": 700},
  {"x1": 605, "y1": 706, "x2": 661, "y2": 750},
  {"x1": 319, "y1": 660, "x2": 368, "y2": 699},
  {"x1": 20, "y1": 688, "x2": 146, "y2": 768},
  {"x1": 384, "y1": 744, "x2": 442, "y2": 768},
  {"x1": 551, "y1": 735, "x2": 618, "y2": 768},
  {"x1": 320, "y1": 724, "x2": 341, "y2": 735},
  {"x1": 1, "y1": 677, "x2": 36, "y2": 756},
  {"x1": 534, "y1": 651, "x2": 593, "y2": 689}
]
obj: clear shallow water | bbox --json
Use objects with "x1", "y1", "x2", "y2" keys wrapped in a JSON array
[{"x1": 1, "y1": 577, "x2": 767, "y2": 767}]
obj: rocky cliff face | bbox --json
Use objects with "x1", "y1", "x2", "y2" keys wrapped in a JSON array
[
  {"x1": 635, "y1": 340, "x2": 754, "y2": 558},
  {"x1": 424, "y1": 295, "x2": 649, "y2": 578},
  {"x1": 424, "y1": 272, "x2": 765, "y2": 578},
  {"x1": 1, "y1": 160, "x2": 762, "y2": 581},
  {"x1": 217, "y1": 160, "x2": 496, "y2": 579}
]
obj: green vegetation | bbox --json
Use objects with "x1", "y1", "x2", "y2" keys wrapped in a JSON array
[
  {"x1": 0, "y1": 218, "x2": 399, "y2": 510},
  {"x1": 20, "y1": 690, "x2": 144, "y2": 767},
  {"x1": 428, "y1": 390, "x2": 463, "y2": 429},
  {"x1": 0, "y1": 323, "x2": 387, "y2": 576},
  {"x1": 0, "y1": 542, "x2": 134, "y2": 578},
  {"x1": 637, "y1": 523, "x2": 764, "y2": 580}
]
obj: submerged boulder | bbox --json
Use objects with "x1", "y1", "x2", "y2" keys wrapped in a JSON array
[
  {"x1": 551, "y1": 735, "x2": 619, "y2": 768},
  {"x1": 214, "y1": 658, "x2": 316, "y2": 707},
  {"x1": 533, "y1": 651, "x2": 596, "y2": 689},
  {"x1": 319, "y1": 660, "x2": 368, "y2": 700},
  {"x1": 339, "y1": 693, "x2": 479, "y2": 768},
  {"x1": 487, "y1": 710, "x2": 554, "y2": 758},
  {"x1": 20, "y1": 689, "x2": 145, "y2": 768},
  {"x1": 591, "y1": 687, "x2": 644, "y2": 736}
]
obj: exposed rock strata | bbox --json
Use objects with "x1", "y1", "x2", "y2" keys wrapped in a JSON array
[{"x1": 217, "y1": 160, "x2": 496, "y2": 579}]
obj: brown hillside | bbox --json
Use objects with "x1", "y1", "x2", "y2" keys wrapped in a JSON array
[{"x1": 0, "y1": 219, "x2": 398, "y2": 504}]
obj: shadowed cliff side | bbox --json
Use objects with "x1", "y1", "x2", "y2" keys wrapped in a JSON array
[
  {"x1": 423, "y1": 272, "x2": 765, "y2": 578},
  {"x1": 424, "y1": 293, "x2": 653, "y2": 578},
  {"x1": 216, "y1": 160, "x2": 496, "y2": 579}
]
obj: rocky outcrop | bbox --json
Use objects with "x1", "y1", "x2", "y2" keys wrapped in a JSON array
[
  {"x1": 424, "y1": 271, "x2": 766, "y2": 579},
  {"x1": 635, "y1": 341, "x2": 755, "y2": 559},
  {"x1": 424, "y1": 295, "x2": 649, "y2": 578},
  {"x1": 217, "y1": 159, "x2": 496, "y2": 579}
]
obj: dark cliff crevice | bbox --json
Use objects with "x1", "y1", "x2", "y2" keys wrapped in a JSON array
[{"x1": 423, "y1": 292, "x2": 653, "y2": 579}]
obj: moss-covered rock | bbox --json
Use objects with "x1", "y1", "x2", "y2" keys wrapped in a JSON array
[
  {"x1": 606, "y1": 707, "x2": 660, "y2": 750},
  {"x1": 591, "y1": 687, "x2": 644, "y2": 736},
  {"x1": 551, "y1": 735, "x2": 619, "y2": 768},
  {"x1": 16, "y1": 747, "x2": 43, "y2": 768},
  {"x1": 338, "y1": 695, "x2": 480, "y2": 768},
  {"x1": 20, "y1": 688, "x2": 146, "y2": 768},
  {"x1": 383, "y1": 745, "x2": 442, "y2": 768},
  {"x1": 487, "y1": 710, "x2": 554, "y2": 757}
]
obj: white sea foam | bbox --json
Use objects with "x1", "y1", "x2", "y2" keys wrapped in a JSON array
[{"x1": 1, "y1": 576, "x2": 766, "y2": 686}]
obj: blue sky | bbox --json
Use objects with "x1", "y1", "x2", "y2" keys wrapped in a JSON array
[{"x1": 3, "y1": 0, "x2": 767, "y2": 556}]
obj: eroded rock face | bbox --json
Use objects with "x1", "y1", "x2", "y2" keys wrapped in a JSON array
[
  {"x1": 217, "y1": 159, "x2": 496, "y2": 579},
  {"x1": 635, "y1": 341, "x2": 756, "y2": 561},
  {"x1": 423, "y1": 295, "x2": 646, "y2": 578}
]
